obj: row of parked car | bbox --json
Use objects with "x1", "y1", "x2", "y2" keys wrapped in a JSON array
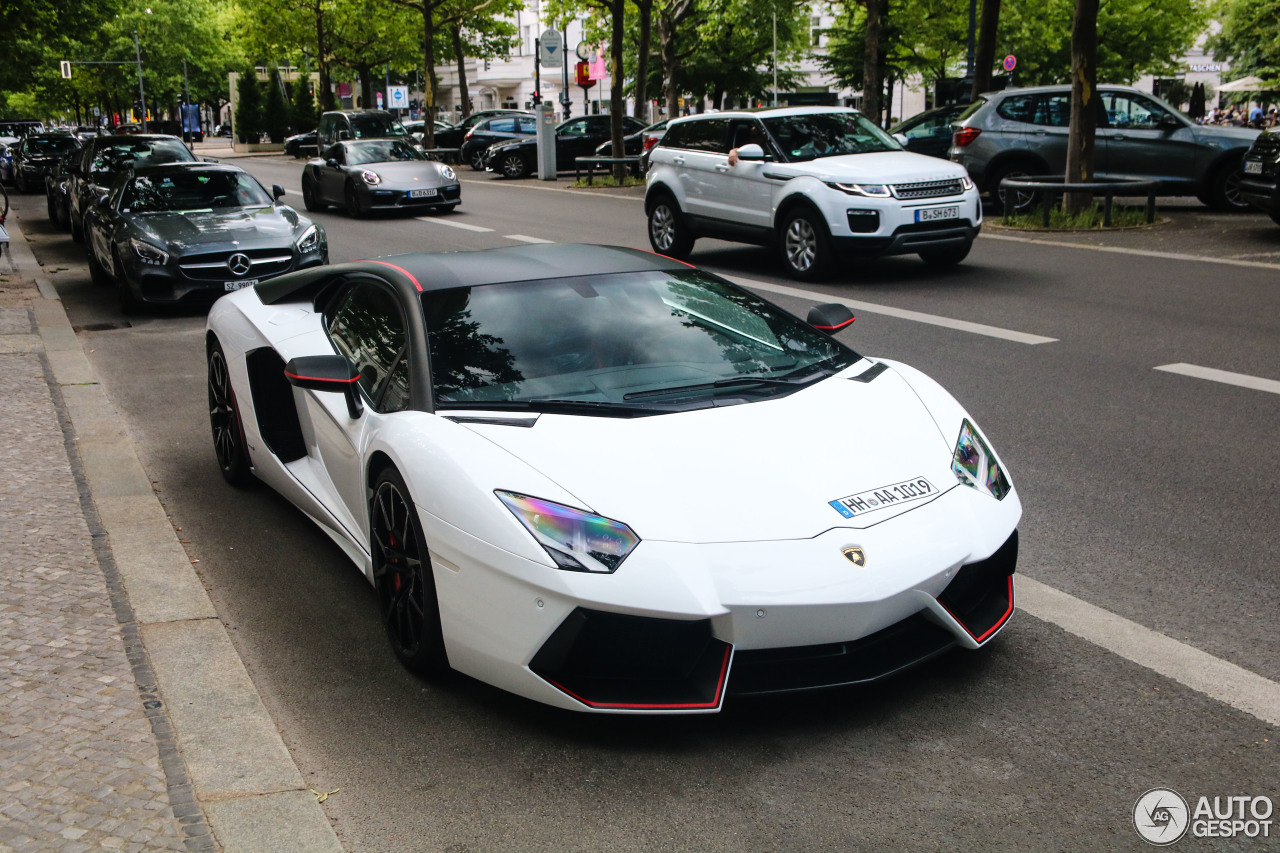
[
  {"x1": 284, "y1": 108, "x2": 669, "y2": 178},
  {"x1": 4, "y1": 129, "x2": 329, "y2": 311}
]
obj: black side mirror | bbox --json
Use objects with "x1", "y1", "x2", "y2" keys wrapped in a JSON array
[
  {"x1": 272, "y1": 184, "x2": 286, "y2": 199},
  {"x1": 807, "y1": 303, "x2": 855, "y2": 334},
  {"x1": 1158, "y1": 114, "x2": 1182, "y2": 130},
  {"x1": 325, "y1": 158, "x2": 339, "y2": 169},
  {"x1": 284, "y1": 355, "x2": 363, "y2": 418}
]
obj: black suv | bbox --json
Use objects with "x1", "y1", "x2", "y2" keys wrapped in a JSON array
[{"x1": 1240, "y1": 131, "x2": 1279, "y2": 225}]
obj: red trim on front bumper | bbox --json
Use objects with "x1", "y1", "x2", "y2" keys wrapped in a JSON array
[{"x1": 940, "y1": 576, "x2": 1014, "y2": 643}]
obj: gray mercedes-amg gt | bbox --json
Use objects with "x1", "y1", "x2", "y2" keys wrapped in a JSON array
[{"x1": 83, "y1": 162, "x2": 327, "y2": 311}]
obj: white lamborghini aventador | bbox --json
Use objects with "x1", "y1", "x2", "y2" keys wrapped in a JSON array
[{"x1": 205, "y1": 243, "x2": 1021, "y2": 713}]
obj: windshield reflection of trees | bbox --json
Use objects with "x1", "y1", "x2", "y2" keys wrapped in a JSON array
[
  {"x1": 329, "y1": 288, "x2": 409, "y2": 403},
  {"x1": 425, "y1": 274, "x2": 846, "y2": 404}
]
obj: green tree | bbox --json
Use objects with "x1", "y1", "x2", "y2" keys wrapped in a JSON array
[
  {"x1": 236, "y1": 66, "x2": 264, "y2": 142},
  {"x1": 292, "y1": 71, "x2": 318, "y2": 131},
  {"x1": 264, "y1": 65, "x2": 292, "y2": 141},
  {"x1": 1209, "y1": 0, "x2": 1280, "y2": 85}
]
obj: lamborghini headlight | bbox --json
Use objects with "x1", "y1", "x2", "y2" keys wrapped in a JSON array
[
  {"x1": 130, "y1": 238, "x2": 168, "y2": 266},
  {"x1": 361, "y1": 169, "x2": 381, "y2": 185},
  {"x1": 496, "y1": 491, "x2": 640, "y2": 573},
  {"x1": 952, "y1": 419, "x2": 1011, "y2": 500},
  {"x1": 828, "y1": 182, "x2": 892, "y2": 198},
  {"x1": 295, "y1": 223, "x2": 319, "y2": 253}
]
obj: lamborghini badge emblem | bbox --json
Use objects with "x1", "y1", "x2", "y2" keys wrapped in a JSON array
[{"x1": 841, "y1": 546, "x2": 866, "y2": 567}]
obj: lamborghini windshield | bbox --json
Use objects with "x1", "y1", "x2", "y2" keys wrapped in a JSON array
[{"x1": 423, "y1": 269, "x2": 859, "y2": 413}]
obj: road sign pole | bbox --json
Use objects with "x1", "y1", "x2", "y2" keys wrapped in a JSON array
[
  {"x1": 534, "y1": 39, "x2": 541, "y2": 106},
  {"x1": 560, "y1": 26, "x2": 571, "y2": 119}
]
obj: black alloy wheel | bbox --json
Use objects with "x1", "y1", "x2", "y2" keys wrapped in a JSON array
[
  {"x1": 499, "y1": 152, "x2": 528, "y2": 179},
  {"x1": 646, "y1": 195, "x2": 695, "y2": 259},
  {"x1": 207, "y1": 340, "x2": 254, "y2": 486},
  {"x1": 371, "y1": 467, "x2": 449, "y2": 677},
  {"x1": 301, "y1": 177, "x2": 325, "y2": 211},
  {"x1": 1207, "y1": 158, "x2": 1252, "y2": 212},
  {"x1": 468, "y1": 148, "x2": 487, "y2": 171},
  {"x1": 344, "y1": 182, "x2": 365, "y2": 218}
]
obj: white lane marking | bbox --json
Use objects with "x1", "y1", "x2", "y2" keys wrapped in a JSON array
[
  {"x1": 725, "y1": 275, "x2": 1058, "y2": 345},
  {"x1": 415, "y1": 216, "x2": 494, "y2": 232},
  {"x1": 1154, "y1": 363, "x2": 1280, "y2": 395},
  {"x1": 982, "y1": 232, "x2": 1280, "y2": 271},
  {"x1": 506, "y1": 234, "x2": 554, "y2": 243},
  {"x1": 1018, "y1": 577, "x2": 1280, "y2": 727},
  {"x1": 458, "y1": 177, "x2": 646, "y2": 201}
]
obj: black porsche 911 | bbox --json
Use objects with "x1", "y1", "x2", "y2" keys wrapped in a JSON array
[
  {"x1": 301, "y1": 138, "x2": 460, "y2": 217},
  {"x1": 83, "y1": 162, "x2": 327, "y2": 312}
]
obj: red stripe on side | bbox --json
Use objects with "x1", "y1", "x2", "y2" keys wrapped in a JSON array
[
  {"x1": 284, "y1": 371, "x2": 360, "y2": 384},
  {"x1": 548, "y1": 646, "x2": 732, "y2": 710},
  {"x1": 357, "y1": 258, "x2": 424, "y2": 291},
  {"x1": 940, "y1": 576, "x2": 1015, "y2": 643},
  {"x1": 639, "y1": 249, "x2": 696, "y2": 268}
]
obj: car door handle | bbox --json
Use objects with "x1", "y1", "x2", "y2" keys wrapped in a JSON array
[
  {"x1": 672, "y1": 156, "x2": 685, "y2": 165},
  {"x1": 715, "y1": 164, "x2": 729, "y2": 172}
]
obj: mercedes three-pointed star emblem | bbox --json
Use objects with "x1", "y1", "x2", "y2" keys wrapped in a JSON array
[{"x1": 227, "y1": 253, "x2": 252, "y2": 277}]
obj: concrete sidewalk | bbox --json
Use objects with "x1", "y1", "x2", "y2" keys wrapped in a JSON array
[{"x1": 0, "y1": 214, "x2": 342, "y2": 853}]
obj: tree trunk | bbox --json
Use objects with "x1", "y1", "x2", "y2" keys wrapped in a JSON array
[
  {"x1": 633, "y1": 0, "x2": 653, "y2": 120},
  {"x1": 358, "y1": 64, "x2": 373, "y2": 109},
  {"x1": 971, "y1": 0, "x2": 1001, "y2": 100},
  {"x1": 451, "y1": 24, "x2": 472, "y2": 118},
  {"x1": 1064, "y1": 0, "x2": 1099, "y2": 214},
  {"x1": 861, "y1": 0, "x2": 884, "y2": 126},
  {"x1": 610, "y1": 0, "x2": 627, "y2": 180},
  {"x1": 420, "y1": 4, "x2": 440, "y2": 147},
  {"x1": 659, "y1": 11, "x2": 678, "y2": 120}
]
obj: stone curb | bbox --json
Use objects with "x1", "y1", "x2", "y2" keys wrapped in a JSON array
[{"x1": 5, "y1": 214, "x2": 343, "y2": 853}]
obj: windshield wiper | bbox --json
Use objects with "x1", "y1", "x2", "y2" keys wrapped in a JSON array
[{"x1": 622, "y1": 366, "x2": 831, "y2": 401}]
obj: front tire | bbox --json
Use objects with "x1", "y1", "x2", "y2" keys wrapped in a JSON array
[
  {"x1": 987, "y1": 162, "x2": 1038, "y2": 215},
  {"x1": 371, "y1": 467, "x2": 449, "y2": 677},
  {"x1": 919, "y1": 239, "x2": 973, "y2": 266},
  {"x1": 647, "y1": 195, "x2": 695, "y2": 259},
  {"x1": 344, "y1": 182, "x2": 365, "y2": 218},
  {"x1": 467, "y1": 148, "x2": 487, "y2": 171},
  {"x1": 1205, "y1": 157, "x2": 1251, "y2": 212},
  {"x1": 779, "y1": 207, "x2": 833, "y2": 281},
  {"x1": 207, "y1": 340, "x2": 254, "y2": 487},
  {"x1": 87, "y1": 242, "x2": 113, "y2": 286},
  {"x1": 114, "y1": 247, "x2": 144, "y2": 314},
  {"x1": 499, "y1": 152, "x2": 528, "y2": 179},
  {"x1": 302, "y1": 177, "x2": 325, "y2": 211}
]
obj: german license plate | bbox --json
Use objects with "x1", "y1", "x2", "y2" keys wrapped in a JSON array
[
  {"x1": 828, "y1": 476, "x2": 938, "y2": 519},
  {"x1": 224, "y1": 279, "x2": 258, "y2": 291},
  {"x1": 1244, "y1": 160, "x2": 1263, "y2": 175},
  {"x1": 916, "y1": 206, "x2": 959, "y2": 222},
  {"x1": 408, "y1": 188, "x2": 438, "y2": 199}
]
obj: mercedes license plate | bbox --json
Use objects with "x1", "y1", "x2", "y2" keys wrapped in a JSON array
[
  {"x1": 224, "y1": 279, "x2": 258, "y2": 291},
  {"x1": 408, "y1": 188, "x2": 438, "y2": 199},
  {"x1": 1244, "y1": 160, "x2": 1263, "y2": 175},
  {"x1": 916, "y1": 206, "x2": 959, "y2": 223}
]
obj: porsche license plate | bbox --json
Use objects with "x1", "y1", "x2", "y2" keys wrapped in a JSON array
[
  {"x1": 916, "y1": 206, "x2": 959, "y2": 223},
  {"x1": 408, "y1": 188, "x2": 438, "y2": 199},
  {"x1": 224, "y1": 279, "x2": 258, "y2": 291},
  {"x1": 829, "y1": 476, "x2": 938, "y2": 518},
  {"x1": 1244, "y1": 160, "x2": 1263, "y2": 175}
]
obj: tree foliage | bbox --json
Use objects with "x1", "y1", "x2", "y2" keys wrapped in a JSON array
[
  {"x1": 235, "y1": 66, "x2": 264, "y2": 141},
  {"x1": 1209, "y1": 0, "x2": 1280, "y2": 85}
]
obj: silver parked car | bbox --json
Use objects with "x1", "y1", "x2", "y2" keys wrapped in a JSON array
[{"x1": 949, "y1": 84, "x2": 1260, "y2": 211}]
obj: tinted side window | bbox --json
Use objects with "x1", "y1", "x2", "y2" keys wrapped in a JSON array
[
  {"x1": 517, "y1": 117, "x2": 538, "y2": 133},
  {"x1": 488, "y1": 118, "x2": 516, "y2": 133},
  {"x1": 327, "y1": 282, "x2": 410, "y2": 412},
  {"x1": 996, "y1": 95, "x2": 1038, "y2": 124},
  {"x1": 673, "y1": 119, "x2": 729, "y2": 153},
  {"x1": 1031, "y1": 94, "x2": 1071, "y2": 127}
]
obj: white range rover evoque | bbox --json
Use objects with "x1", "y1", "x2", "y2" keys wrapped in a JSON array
[{"x1": 645, "y1": 106, "x2": 983, "y2": 280}]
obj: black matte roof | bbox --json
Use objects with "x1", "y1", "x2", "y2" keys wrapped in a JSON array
[
  {"x1": 129, "y1": 161, "x2": 242, "y2": 177},
  {"x1": 257, "y1": 244, "x2": 691, "y2": 305}
]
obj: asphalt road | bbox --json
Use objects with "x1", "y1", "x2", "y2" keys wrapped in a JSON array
[{"x1": 14, "y1": 162, "x2": 1280, "y2": 851}]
